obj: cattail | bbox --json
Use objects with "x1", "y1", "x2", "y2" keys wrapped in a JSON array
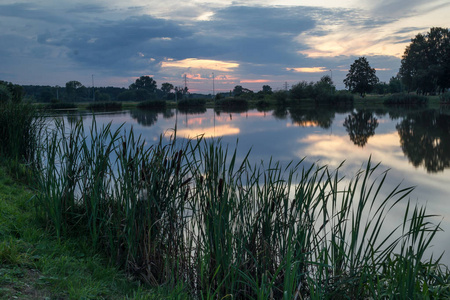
[
  {"x1": 122, "y1": 141, "x2": 126, "y2": 158},
  {"x1": 218, "y1": 178, "x2": 224, "y2": 197},
  {"x1": 184, "y1": 186, "x2": 190, "y2": 201}
]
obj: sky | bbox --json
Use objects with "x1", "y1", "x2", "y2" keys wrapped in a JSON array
[{"x1": 1, "y1": 0, "x2": 449, "y2": 93}]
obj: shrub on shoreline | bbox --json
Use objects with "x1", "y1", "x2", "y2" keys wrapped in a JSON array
[
  {"x1": 86, "y1": 101, "x2": 122, "y2": 111},
  {"x1": 215, "y1": 97, "x2": 248, "y2": 109},
  {"x1": 384, "y1": 93, "x2": 428, "y2": 105},
  {"x1": 136, "y1": 99, "x2": 166, "y2": 109}
]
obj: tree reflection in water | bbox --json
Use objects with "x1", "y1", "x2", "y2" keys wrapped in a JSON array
[
  {"x1": 396, "y1": 110, "x2": 450, "y2": 173},
  {"x1": 343, "y1": 110, "x2": 379, "y2": 147},
  {"x1": 130, "y1": 109, "x2": 163, "y2": 127},
  {"x1": 289, "y1": 106, "x2": 335, "y2": 129}
]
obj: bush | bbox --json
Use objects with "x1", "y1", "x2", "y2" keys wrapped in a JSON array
[
  {"x1": 86, "y1": 101, "x2": 122, "y2": 111},
  {"x1": 271, "y1": 90, "x2": 288, "y2": 105},
  {"x1": 215, "y1": 97, "x2": 248, "y2": 108},
  {"x1": 177, "y1": 98, "x2": 206, "y2": 108},
  {"x1": 316, "y1": 92, "x2": 354, "y2": 105},
  {"x1": 0, "y1": 101, "x2": 41, "y2": 163},
  {"x1": 440, "y1": 93, "x2": 450, "y2": 103},
  {"x1": 44, "y1": 102, "x2": 77, "y2": 110},
  {"x1": 137, "y1": 99, "x2": 166, "y2": 109},
  {"x1": 384, "y1": 93, "x2": 428, "y2": 105}
]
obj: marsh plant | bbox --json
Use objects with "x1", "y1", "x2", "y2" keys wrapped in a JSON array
[
  {"x1": 0, "y1": 99, "x2": 42, "y2": 179},
  {"x1": 32, "y1": 118, "x2": 450, "y2": 299}
]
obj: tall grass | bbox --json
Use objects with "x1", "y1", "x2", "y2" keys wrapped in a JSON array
[
  {"x1": 32, "y1": 118, "x2": 450, "y2": 298},
  {"x1": 0, "y1": 100, "x2": 42, "y2": 168}
]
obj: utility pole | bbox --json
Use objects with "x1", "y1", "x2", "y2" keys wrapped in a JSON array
[
  {"x1": 212, "y1": 72, "x2": 215, "y2": 98},
  {"x1": 183, "y1": 74, "x2": 188, "y2": 99},
  {"x1": 284, "y1": 82, "x2": 289, "y2": 91},
  {"x1": 92, "y1": 74, "x2": 95, "y2": 101}
]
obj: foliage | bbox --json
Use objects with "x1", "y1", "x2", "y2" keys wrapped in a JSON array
[
  {"x1": 0, "y1": 84, "x2": 12, "y2": 103},
  {"x1": 129, "y1": 76, "x2": 157, "y2": 93},
  {"x1": 400, "y1": 27, "x2": 450, "y2": 94},
  {"x1": 136, "y1": 99, "x2": 166, "y2": 109},
  {"x1": 44, "y1": 102, "x2": 77, "y2": 110},
  {"x1": 344, "y1": 57, "x2": 379, "y2": 97},
  {"x1": 0, "y1": 97, "x2": 41, "y2": 165},
  {"x1": 86, "y1": 101, "x2": 122, "y2": 111},
  {"x1": 177, "y1": 98, "x2": 206, "y2": 108},
  {"x1": 290, "y1": 81, "x2": 315, "y2": 100},
  {"x1": 440, "y1": 93, "x2": 450, "y2": 103},
  {"x1": 315, "y1": 92, "x2": 354, "y2": 106},
  {"x1": 0, "y1": 167, "x2": 168, "y2": 299},
  {"x1": 0, "y1": 81, "x2": 23, "y2": 103},
  {"x1": 215, "y1": 97, "x2": 248, "y2": 108},
  {"x1": 271, "y1": 90, "x2": 289, "y2": 105},
  {"x1": 233, "y1": 85, "x2": 253, "y2": 97},
  {"x1": 389, "y1": 75, "x2": 403, "y2": 93},
  {"x1": 291, "y1": 76, "x2": 336, "y2": 102},
  {"x1": 384, "y1": 93, "x2": 428, "y2": 105},
  {"x1": 31, "y1": 118, "x2": 450, "y2": 299},
  {"x1": 262, "y1": 85, "x2": 272, "y2": 94},
  {"x1": 65, "y1": 80, "x2": 87, "y2": 101},
  {"x1": 161, "y1": 82, "x2": 174, "y2": 95}
]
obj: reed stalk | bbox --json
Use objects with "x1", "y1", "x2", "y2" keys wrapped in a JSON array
[{"x1": 30, "y1": 117, "x2": 450, "y2": 299}]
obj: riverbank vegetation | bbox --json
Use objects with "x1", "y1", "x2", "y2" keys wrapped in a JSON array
[{"x1": 2, "y1": 89, "x2": 450, "y2": 298}]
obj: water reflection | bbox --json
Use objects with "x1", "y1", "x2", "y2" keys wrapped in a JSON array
[
  {"x1": 397, "y1": 110, "x2": 450, "y2": 173},
  {"x1": 289, "y1": 106, "x2": 335, "y2": 129},
  {"x1": 343, "y1": 110, "x2": 379, "y2": 147}
]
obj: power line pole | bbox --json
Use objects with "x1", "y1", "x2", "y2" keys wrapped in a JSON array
[
  {"x1": 284, "y1": 81, "x2": 289, "y2": 91},
  {"x1": 92, "y1": 74, "x2": 95, "y2": 101},
  {"x1": 212, "y1": 72, "x2": 215, "y2": 98}
]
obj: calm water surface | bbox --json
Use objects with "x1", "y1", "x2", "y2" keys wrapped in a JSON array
[{"x1": 62, "y1": 106, "x2": 450, "y2": 265}]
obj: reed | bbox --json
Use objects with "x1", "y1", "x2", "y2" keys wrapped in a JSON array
[
  {"x1": 86, "y1": 101, "x2": 122, "y2": 111},
  {"x1": 0, "y1": 100, "x2": 42, "y2": 172},
  {"x1": 31, "y1": 118, "x2": 450, "y2": 299}
]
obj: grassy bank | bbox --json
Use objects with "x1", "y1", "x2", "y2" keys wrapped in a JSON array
[{"x1": 0, "y1": 167, "x2": 177, "y2": 299}]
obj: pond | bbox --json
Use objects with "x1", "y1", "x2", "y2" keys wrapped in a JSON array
[{"x1": 59, "y1": 105, "x2": 450, "y2": 265}]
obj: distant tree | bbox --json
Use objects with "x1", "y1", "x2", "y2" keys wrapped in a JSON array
[
  {"x1": 129, "y1": 76, "x2": 157, "y2": 93},
  {"x1": 65, "y1": 80, "x2": 85, "y2": 101},
  {"x1": 40, "y1": 88, "x2": 55, "y2": 102},
  {"x1": 314, "y1": 75, "x2": 335, "y2": 96},
  {"x1": 399, "y1": 27, "x2": 450, "y2": 94},
  {"x1": 389, "y1": 76, "x2": 403, "y2": 93},
  {"x1": 161, "y1": 82, "x2": 174, "y2": 95},
  {"x1": 0, "y1": 84, "x2": 12, "y2": 103},
  {"x1": 262, "y1": 85, "x2": 272, "y2": 94},
  {"x1": 233, "y1": 85, "x2": 243, "y2": 97},
  {"x1": 0, "y1": 80, "x2": 23, "y2": 103},
  {"x1": 373, "y1": 82, "x2": 389, "y2": 95},
  {"x1": 233, "y1": 85, "x2": 252, "y2": 97},
  {"x1": 344, "y1": 57, "x2": 379, "y2": 97},
  {"x1": 290, "y1": 81, "x2": 315, "y2": 100}
]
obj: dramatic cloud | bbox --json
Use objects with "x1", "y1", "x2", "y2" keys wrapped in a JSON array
[{"x1": 1, "y1": 0, "x2": 449, "y2": 91}]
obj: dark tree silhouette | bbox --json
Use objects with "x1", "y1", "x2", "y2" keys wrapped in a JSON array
[{"x1": 344, "y1": 57, "x2": 379, "y2": 97}]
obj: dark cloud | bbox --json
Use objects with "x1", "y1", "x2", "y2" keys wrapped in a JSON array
[{"x1": 35, "y1": 15, "x2": 192, "y2": 75}]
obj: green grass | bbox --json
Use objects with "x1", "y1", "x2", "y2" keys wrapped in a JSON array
[{"x1": 0, "y1": 167, "x2": 184, "y2": 299}]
